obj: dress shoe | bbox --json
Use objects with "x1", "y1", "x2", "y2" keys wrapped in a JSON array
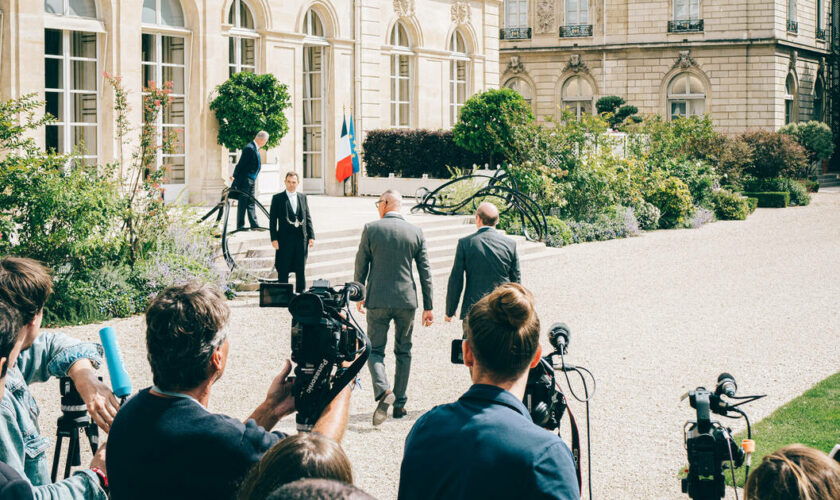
[
  {"x1": 393, "y1": 407, "x2": 407, "y2": 419},
  {"x1": 373, "y1": 390, "x2": 395, "y2": 426}
]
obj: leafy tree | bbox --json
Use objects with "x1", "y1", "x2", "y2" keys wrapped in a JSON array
[
  {"x1": 452, "y1": 87, "x2": 534, "y2": 167},
  {"x1": 596, "y1": 96, "x2": 639, "y2": 129},
  {"x1": 778, "y1": 121, "x2": 835, "y2": 165},
  {"x1": 210, "y1": 72, "x2": 291, "y2": 151}
]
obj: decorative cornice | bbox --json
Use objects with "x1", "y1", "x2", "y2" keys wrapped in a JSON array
[{"x1": 563, "y1": 54, "x2": 589, "y2": 74}]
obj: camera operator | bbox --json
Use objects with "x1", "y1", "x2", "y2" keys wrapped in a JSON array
[
  {"x1": 398, "y1": 283, "x2": 579, "y2": 500},
  {"x1": 106, "y1": 282, "x2": 351, "y2": 500},
  {"x1": 0, "y1": 258, "x2": 111, "y2": 499},
  {"x1": 744, "y1": 444, "x2": 840, "y2": 500}
]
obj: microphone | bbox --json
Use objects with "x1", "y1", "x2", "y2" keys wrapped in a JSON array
[
  {"x1": 715, "y1": 372, "x2": 738, "y2": 398},
  {"x1": 99, "y1": 327, "x2": 132, "y2": 401},
  {"x1": 345, "y1": 281, "x2": 365, "y2": 302},
  {"x1": 548, "y1": 323, "x2": 571, "y2": 354}
]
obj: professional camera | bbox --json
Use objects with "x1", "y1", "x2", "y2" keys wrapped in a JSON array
[
  {"x1": 260, "y1": 279, "x2": 371, "y2": 431},
  {"x1": 681, "y1": 373, "x2": 764, "y2": 500}
]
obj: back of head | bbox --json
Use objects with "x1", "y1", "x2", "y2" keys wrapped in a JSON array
[
  {"x1": 0, "y1": 257, "x2": 52, "y2": 325},
  {"x1": 0, "y1": 300, "x2": 22, "y2": 378},
  {"x1": 476, "y1": 202, "x2": 500, "y2": 227},
  {"x1": 238, "y1": 433, "x2": 353, "y2": 500},
  {"x1": 265, "y1": 479, "x2": 374, "y2": 500},
  {"x1": 381, "y1": 189, "x2": 402, "y2": 209},
  {"x1": 145, "y1": 282, "x2": 230, "y2": 391},
  {"x1": 744, "y1": 444, "x2": 840, "y2": 500},
  {"x1": 466, "y1": 283, "x2": 540, "y2": 380}
]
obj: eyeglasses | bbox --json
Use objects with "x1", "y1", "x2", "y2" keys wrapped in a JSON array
[{"x1": 375, "y1": 200, "x2": 385, "y2": 208}]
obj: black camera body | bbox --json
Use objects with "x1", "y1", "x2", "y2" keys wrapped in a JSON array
[{"x1": 260, "y1": 280, "x2": 370, "y2": 431}]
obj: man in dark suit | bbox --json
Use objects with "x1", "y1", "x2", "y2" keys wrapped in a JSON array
[
  {"x1": 354, "y1": 190, "x2": 433, "y2": 425},
  {"x1": 269, "y1": 172, "x2": 314, "y2": 293},
  {"x1": 230, "y1": 131, "x2": 269, "y2": 230},
  {"x1": 445, "y1": 202, "x2": 520, "y2": 335}
]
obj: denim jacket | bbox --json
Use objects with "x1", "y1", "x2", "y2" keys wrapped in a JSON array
[{"x1": 0, "y1": 332, "x2": 107, "y2": 500}]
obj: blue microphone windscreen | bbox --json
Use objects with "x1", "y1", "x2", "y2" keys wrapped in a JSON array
[{"x1": 99, "y1": 326, "x2": 132, "y2": 399}]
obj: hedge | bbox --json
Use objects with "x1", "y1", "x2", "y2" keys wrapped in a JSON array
[
  {"x1": 741, "y1": 191, "x2": 790, "y2": 208},
  {"x1": 362, "y1": 129, "x2": 484, "y2": 178},
  {"x1": 746, "y1": 197, "x2": 758, "y2": 213},
  {"x1": 711, "y1": 190, "x2": 749, "y2": 220}
]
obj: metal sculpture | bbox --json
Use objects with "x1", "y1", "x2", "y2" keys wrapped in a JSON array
[
  {"x1": 410, "y1": 170, "x2": 548, "y2": 242},
  {"x1": 198, "y1": 187, "x2": 270, "y2": 271}
]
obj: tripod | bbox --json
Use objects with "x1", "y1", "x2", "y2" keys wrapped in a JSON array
[{"x1": 50, "y1": 377, "x2": 99, "y2": 482}]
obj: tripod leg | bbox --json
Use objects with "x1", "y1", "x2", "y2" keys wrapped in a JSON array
[
  {"x1": 51, "y1": 434, "x2": 64, "y2": 483},
  {"x1": 84, "y1": 422, "x2": 99, "y2": 454},
  {"x1": 64, "y1": 428, "x2": 79, "y2": 479}
]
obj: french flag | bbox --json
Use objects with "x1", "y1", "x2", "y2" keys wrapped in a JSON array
[{"x1": 335, "y1": 116, "x2": 353, "y2": 182}]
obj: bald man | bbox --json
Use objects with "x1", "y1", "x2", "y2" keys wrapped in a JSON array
[
  {"x1": 230, "y1": 131, "x2": 269, "y2": 230},
  {"x1": 445, "y1": 202, "x2": 521, "y2": 335}
]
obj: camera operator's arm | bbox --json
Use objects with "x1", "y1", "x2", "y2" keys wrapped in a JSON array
[
  {"x1": 311, "y1": 383, "x2": 351, "y2": 443},
  {"x1": 16, "y1": 332, "x2": 103, "y2": 386},
  {"x1": 248, "y1": 360, "x2": 296, "y2": 430},
  {"x1": 68, "y1": 359, "x2": 120, "y2": 432}
]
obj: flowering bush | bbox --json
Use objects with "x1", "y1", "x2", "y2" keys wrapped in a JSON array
[{"x1": 646, "y1": 177, "x2": 694, "y2": 229}]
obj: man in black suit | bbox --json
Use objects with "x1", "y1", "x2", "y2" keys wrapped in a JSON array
[
  {"x1": 445, "y1": 202, "x2": 521, "y2": 335},
  {"x1": 269, "y1": 172, "x2": 314, "y2": 293},
  {"x1": 230, "y1": 131, "x2": 269, "y2": 230}
]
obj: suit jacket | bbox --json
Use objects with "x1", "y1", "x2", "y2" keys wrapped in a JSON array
[
  {"x1": 269, "y1": 191, "x2": 314, "y2": 243},
  {"x1": 446, "y1": 226, "x2": 520, "y2": 320},
  {"x1": 354, "y1": 212, "x2": 433, "y2": 310},
  {"x1": 231, "y1": 141, "x2": 261, "y2": 184}
]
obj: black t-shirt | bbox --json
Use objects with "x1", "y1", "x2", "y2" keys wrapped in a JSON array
[{"x1": 106, "y1": 388, "x2": 286, "y2": 500}]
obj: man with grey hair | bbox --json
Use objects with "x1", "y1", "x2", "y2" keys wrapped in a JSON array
[
  {"x1": 354, "y1": 190, "x2": 433, "y2": 425},
  {"x1": 106, "y1": 282, "x2": 351, "y2": 500},
  {"x1": 231, "y1": 131, "x2": 270, "y2": 230},
  {"x1": 445, "y1": 202, "x2": 520, "y2": 335}
]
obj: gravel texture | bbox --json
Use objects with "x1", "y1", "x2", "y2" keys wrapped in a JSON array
[{"x1": 31, "y1": 188, "x2": 840, "y2": 499}]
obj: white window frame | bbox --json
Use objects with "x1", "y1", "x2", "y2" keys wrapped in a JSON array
[
  {"x1": 302, "y1": 9, "x2": 328, "y2": 193},
  {"x1": 389, "y1": 22, "x2": 412, "y2": 129},
  {"x1": 561, "y1": 76, "x2": 594, "y2": 120},
  {"x1": 449, "y1": 31, "x2": 469, "y2": 126},
  {"x1": 673, "y1": 0, "x2": 699, "y2": 20},
  {"x1": 228, "y1": 0, "x2": 258, "y2": 77},
  {"x1": 787, "y1": 0, "x2": 797, "y2": 23},
  {"x1": 505, "y1": 0, "x2": 528, "y2": 29},
  {"x1": 667, "y1": 73, "x2": 706, "y2": 120},
  {"x1": 44, "y1": 0, "x2": 97, "y2": 18},
  {"x1": 505, "y1": 77, "x2": 533, "y2": 108},
  {"x1": 565, "y1": 0, "x2": 589, "y2": 25}
]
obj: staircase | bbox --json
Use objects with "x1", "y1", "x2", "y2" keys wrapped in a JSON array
[
  {"x1": 229, "y1": 216, "x2": 553, "y2": 291},
  {"x1": 817, "y1": 173, "x2": 840, "y2": 188}
]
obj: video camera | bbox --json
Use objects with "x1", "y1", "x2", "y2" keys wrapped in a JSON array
[
  {"x1": 681, "y1": 374, "x2": 764, "y2": 500},
  {"x1": 260, "y1": 279, "x2": 371, "y2": 431}
]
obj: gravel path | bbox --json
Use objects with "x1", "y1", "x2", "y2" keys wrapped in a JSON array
[{"x1": 32, "y1": 188, "x2": 840, "y2": 499}]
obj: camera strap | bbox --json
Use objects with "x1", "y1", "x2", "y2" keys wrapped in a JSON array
[{"x1": 565, "y1": 406, "x2": 583, "y2": 493}]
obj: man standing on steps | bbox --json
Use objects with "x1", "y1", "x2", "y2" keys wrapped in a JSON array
[
  {"x1": 230, "y1": 131, "x2": 269, "y2": 231},
  {"x1": 270, "y1": 172, "x2": 314, "y2": 293},
  {"x1": 354, "y1": 190, "x2": 433, "y2": 426},
  {"x1": 445, "y1": 202, "x2": 520, "y2": 336}
]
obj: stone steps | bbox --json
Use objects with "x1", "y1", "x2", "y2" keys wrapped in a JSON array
[{"x1": 817, "y1": 173, "x2": 840, "y2": 188}]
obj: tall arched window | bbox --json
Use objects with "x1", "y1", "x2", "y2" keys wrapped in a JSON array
[
  {"x1": 561, "y1": 76, "x2": 593, "y2": 119},
  {"x1": 667, "y1": 73, "x2": 705, "y2": 120},
  {"x1": 785, "y1": 73, "x2": 797, "y2": 124},
  {"x1": 814, "y1": 79, "x2": 824, "y2": 122},
  {"x1": 228, "y1": 0, "x2": 257, "y2": 76},
  {"x1": 449, "y1": 30, "x2": 469, "y2": 125},
  {"x1": 302, "y1": 9, "x2": 328, "y2": 192},
  {"x1": 505, "y1": 77, "x2": 532, "y2": 108},
  {"x1": 44, "y1": 0, "x2": 99, "y2": 164},
  {"x1": 390, "y1": 22, "x2": 412, "y2": 128},
  {"x1": 142, "y1": 0, "x2": 188, "y2": 186}
]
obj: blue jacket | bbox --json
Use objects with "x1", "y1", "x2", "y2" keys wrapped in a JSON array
[
  {"x1": 232, "y1": 141, "x2": 261, "y2": 182},
  {"x1": 398, "y1": 384, "x2": 580, "y2": 500}
]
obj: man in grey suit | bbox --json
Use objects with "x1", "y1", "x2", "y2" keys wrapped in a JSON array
[
  {"x1": 354, "y1": 190, "x2": 434, "y2": 426},
  {"x1": 445, "y1": 202, "x2": 521, "y2": 334}
]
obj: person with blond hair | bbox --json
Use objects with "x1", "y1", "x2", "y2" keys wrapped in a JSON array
[{"x1": 744, "y1": 444, "x2": 840, "y2": 500}]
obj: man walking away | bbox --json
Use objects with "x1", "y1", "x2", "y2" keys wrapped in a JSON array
[
  {"x1": 354, "y1": 190, "x2": 433, "y2": 425},
  {"x1": 269, "y1": 172, "x2": 314, "y2": 293},
  {"x1": 230, "y1": 131, "x2": 269, "y2": 230},
  {"x1": 445, "y1": 202, "x2": 520, "y2": 336}
]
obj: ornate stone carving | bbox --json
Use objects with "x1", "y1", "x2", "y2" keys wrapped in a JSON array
[
  {"x1": 535, "y1": 0, "x2": 554, "y2": 34},
  {"x1": 789, "y1": 50, "x2": 798, "y2": 72},
  {"x1": 506, "y1": 55, "x2": 525, "y2": 74},
  {"x1": 450, "y1": 0, "x2": 471, "y2": 25},
  {"x1": 564, "y1": 54, "x2": 589, "y2": 74},
  {"x1": 393, "y1": 0, "x2": 415, "y2": 18},
  {"x1": 672, "y1": 50, "x2": 697, "y2": 69}
]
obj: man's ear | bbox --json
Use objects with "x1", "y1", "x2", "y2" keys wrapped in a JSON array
[
  {"x1": 462, "y1": 340, "x2": 475, "y2": 368},
  {"x1": 211, "y1": 348, "x2": 224, "y2": 372},
  {"x1": 0, "y1": 357, "x2": 6, "y2": 376},
  {"x1": 528, "y1": 345, "x2": 543, "y2": 369}
]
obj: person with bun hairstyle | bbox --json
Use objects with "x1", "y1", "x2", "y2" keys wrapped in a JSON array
[
  {"x1": 744, "y1": 444, "x2": 840, "y2": 500},
  {"x1": 397, "y1": 283, "x2": 579, "y2": 500}
]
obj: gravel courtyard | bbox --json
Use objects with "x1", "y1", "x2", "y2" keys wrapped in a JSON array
[{"x1": 33, "y1": 188, "x2": 840, "y2": 499}]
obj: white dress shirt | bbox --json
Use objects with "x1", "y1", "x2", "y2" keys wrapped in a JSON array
[{"x1": 286, "y1": 190, "x2": 299, "y2": 214}]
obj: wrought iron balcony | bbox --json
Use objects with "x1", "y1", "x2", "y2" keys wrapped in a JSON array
[
  {"x1": 816, "y1": 27, "x2": 827, "y2": 40},
  {"x1": 787, "y1": 20, "x2": 798, "y2": 33},
  {"x1": 668, "y1": 19, "x2": 704, "y2": 33},
  {"x1": 558, "y1": 24, "x2": 593, "y2": 37},
  {"x1": 500, "y1": 27, "x2": 532, "y2": 40}
]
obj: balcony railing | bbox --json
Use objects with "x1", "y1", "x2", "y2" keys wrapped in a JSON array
[
  {"x1": 816, "y1": 27, "x2": 827, "y2": 40},
  {"x1": 787, "y1": 20, "x2": 798, "y2": 33},
  {"x1": 668, "y1": 19, "x2": 704, "y2": 33},
  {"x1": 500, "y1": 27, "x2": 532, "y2": 40},
  {"x1": 558, "y1": 24, "x2": 593, "y2": 37}
]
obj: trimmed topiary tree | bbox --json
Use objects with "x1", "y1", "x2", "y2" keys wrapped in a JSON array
[
  {"x1": 596, "y1": 95, "x2": 639, "y2": 129},
  {"x1": 210, "y1": 72, "x2": 291, "y2": 151}
]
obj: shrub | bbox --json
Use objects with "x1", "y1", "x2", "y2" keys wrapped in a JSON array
[
  {"x1": 595, "y1": 96, "x2": 639, "y2": 129},
  {"x1": 711, "y1": 190, "x2": 750, "y2": 220},
  {"x1": 630, "y1": 115, "x2": 718, "y2": 166},
  {"x1": 634, "y1": 202, "x2": 661, "y2": 230},
  {"x1": 646, "y1": 177, "x2": 694, "y2": 229},
  {"x1": 453, "y1": 88, "x2": 534, "y2": 166},
  {"x1": 741, "y1": 192, "x2": 790, "y2": 208},
  {"x1": 544, "y1": 216, "x2": 574, "y2": 247},
  {"x1": 779, "y1": 121, "x2": 835, "y2": 163},
  {"x1": 741, "y1": 130, "x2": 809, "y2": 179},
  {"x1": 210, "y1": 72, "x2": 291, "y2": 150},
  {"x1": 743, "y1": 177, "x2": 811, "y2": 206},
  {"x1": 564, "y1": 206, "x2": 640, "y2": 244},
  {"x1": 661, "y1": 158, "x2": 718, "y2": 208},
  {"x1": 746, "y1": 197, "x2": 758, "y2": 213},
  {"x1": 690, "y1": 133, "x2": 753, "y2": 189},
  {"x1": 798, "y1": 179, "x2": 820, "y2": 193},
  {"x1": 687, "y1": 206, "x2": 716, "y2": 228},
  {"x1": 362, "y1": 129, "x2": 482, "y2": 178}
]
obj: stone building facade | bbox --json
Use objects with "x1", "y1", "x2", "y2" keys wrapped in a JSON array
[
  {"x1": 498, "y1": 0, "x2": 835, "y2": 133},
  {"x1": 0, "y1": 0, "x2": 500, "y2": 201}
]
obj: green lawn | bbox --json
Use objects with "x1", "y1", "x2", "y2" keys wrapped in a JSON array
[{"x1": 727, "y1": 371, "x2": 840, "y2": 487}]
